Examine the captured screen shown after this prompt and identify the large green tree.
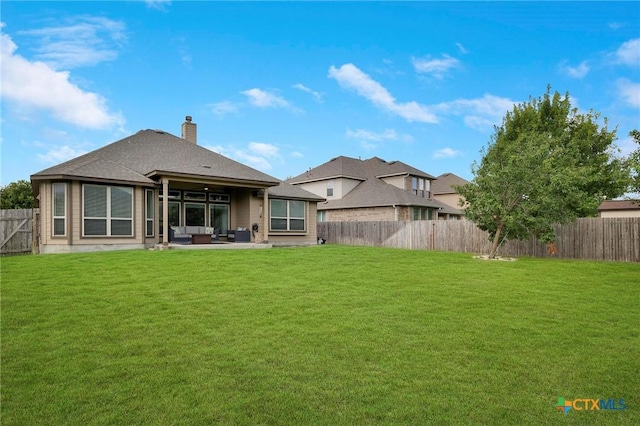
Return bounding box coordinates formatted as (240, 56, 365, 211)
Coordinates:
(0, 180, 35, 209)
(457, 88, 629, 258)
(627, 129, 640, 197)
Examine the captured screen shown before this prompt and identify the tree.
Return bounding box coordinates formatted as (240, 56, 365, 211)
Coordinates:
(627, 129, 640, 197)
(456, 88, 629, 258)
(0, 180, 35, 209)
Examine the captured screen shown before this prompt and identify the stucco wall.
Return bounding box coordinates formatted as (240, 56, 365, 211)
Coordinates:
(298, 178, 360, 201)
(599, 210, 640, 218)
(38, 180, 154, 253)
(267, 198, 318, 245)
(434, 193, 463, 209)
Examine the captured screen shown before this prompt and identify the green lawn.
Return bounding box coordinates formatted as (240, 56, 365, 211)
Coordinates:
(1, 246, 638, 425)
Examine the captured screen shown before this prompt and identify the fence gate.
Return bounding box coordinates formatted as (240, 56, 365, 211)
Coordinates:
(0, 209, 37, 255)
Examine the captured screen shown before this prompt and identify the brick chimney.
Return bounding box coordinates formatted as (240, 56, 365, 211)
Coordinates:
(181, 115, 197, 144)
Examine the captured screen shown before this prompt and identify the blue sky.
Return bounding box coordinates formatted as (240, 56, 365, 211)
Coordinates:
(1, 1, 639, 186)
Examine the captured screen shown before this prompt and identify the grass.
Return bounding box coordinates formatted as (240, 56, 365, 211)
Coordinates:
(1, 246, 638, 425)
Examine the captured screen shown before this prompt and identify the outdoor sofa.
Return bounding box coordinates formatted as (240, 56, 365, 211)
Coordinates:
(169, 226, 218, 243)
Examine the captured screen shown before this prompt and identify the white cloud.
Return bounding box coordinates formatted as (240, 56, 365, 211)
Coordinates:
(241, 88, 289, 108)
(346, 128, 413, 150)
(560, 61, 590, 78)
(617, 78, 640, 107)
(328, 63, 437, 123)
(346, 128, 412, 142)
(615, 38, 640, 67)
(36, 145, 87, 164)
(432, 147, 463, 159)
(292, 83, 323, 102)
(456, 43, 468, 54)
(249, 142, 279, 158)
(609, 22, 624, 30)
(0, 31, 124, 129)
(233, 150, 273, 171)
(205, 142, 282, 172)
(290, 151, 303, 158)
(412, 54, 461, 78)
(18, 17, 126, 69)
(210, 101, 240, 117)
(434, 94, 516, 131)
(145, 0, 171, 11)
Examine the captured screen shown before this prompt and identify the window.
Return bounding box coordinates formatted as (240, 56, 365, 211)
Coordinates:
(419, 178, 425, 198)
(145, 189, 154, 237)
(83, 184, 133, 236)
(412, 207, 431, 221)
(327, 180, 334, 197)
(210, 204, 229, 234)
(52, 182, 66, 236)
(184, 203, 205, 226)
(159, 201, 181, 235)
(160, 189, 181, 199)
(317, 210, 327, 222)
(270, 199, 305, 231)
(412, 177, 418, 195)
(183, 191, 206, 201)
(209, 193, 230, 202)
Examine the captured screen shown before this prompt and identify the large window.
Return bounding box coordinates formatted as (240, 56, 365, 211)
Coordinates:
(210, 204, 229, 234)
(83, 185, 133, 236)
(270, 199, 305, 231)
(327, 180, 334, 197)
(159, 201, 181, 235)
(412, 207, 434, 221)
(184, 203, 205, 226)
(145, 189, 154, 237)
(317, 210, 327, 222)
(52, 182, 66, 236)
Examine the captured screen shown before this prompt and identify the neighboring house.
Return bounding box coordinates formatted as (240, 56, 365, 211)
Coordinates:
(31, 117, 324, 253)
(597, 200, 640, 218)
(431, 172, 470, 211)
(287, 156, 463, 222)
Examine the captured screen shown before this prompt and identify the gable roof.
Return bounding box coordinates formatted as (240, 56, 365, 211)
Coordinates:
(597, 200, 640, 211)
(31, 129, 281, 187)
(287, 156, 436, 184)
(269, 181, 325, 201)
(431, 173, 471, 195)
(318, 175, 461, 215)
(288, 155, 461, 214)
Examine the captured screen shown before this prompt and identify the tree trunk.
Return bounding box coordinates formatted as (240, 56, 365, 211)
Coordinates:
(489, 224, 503, 259)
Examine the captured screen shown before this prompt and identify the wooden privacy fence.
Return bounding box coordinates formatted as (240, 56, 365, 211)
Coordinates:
(1, 209, 38, 255)
(318, 218, 640, 262)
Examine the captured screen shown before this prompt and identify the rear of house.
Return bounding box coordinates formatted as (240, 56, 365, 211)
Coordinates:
(31, 117, 323, 253)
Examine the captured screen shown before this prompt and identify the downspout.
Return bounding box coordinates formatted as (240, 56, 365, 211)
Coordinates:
(392, 204, 398, 221)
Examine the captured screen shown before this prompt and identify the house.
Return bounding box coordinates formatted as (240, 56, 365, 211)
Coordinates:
(30, 116, 324, 253)
(286, 156, 463, 222)
(597, 200, 640, 218)
(431, 172, 470, 211)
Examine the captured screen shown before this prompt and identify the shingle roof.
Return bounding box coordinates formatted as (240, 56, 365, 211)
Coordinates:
(287, 156, 436, 184)
(287, 155, 461, 214)
(597, 200, 640, 211)
(31, 129, 281, 186)
(318, 178, 461, 215)
(431, 173, 471, 195)
(269, 181, 326, 201)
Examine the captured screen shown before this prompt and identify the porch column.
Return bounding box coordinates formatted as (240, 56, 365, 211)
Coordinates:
(262, 188, 269, 243)
(162, 178, 169, 247)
